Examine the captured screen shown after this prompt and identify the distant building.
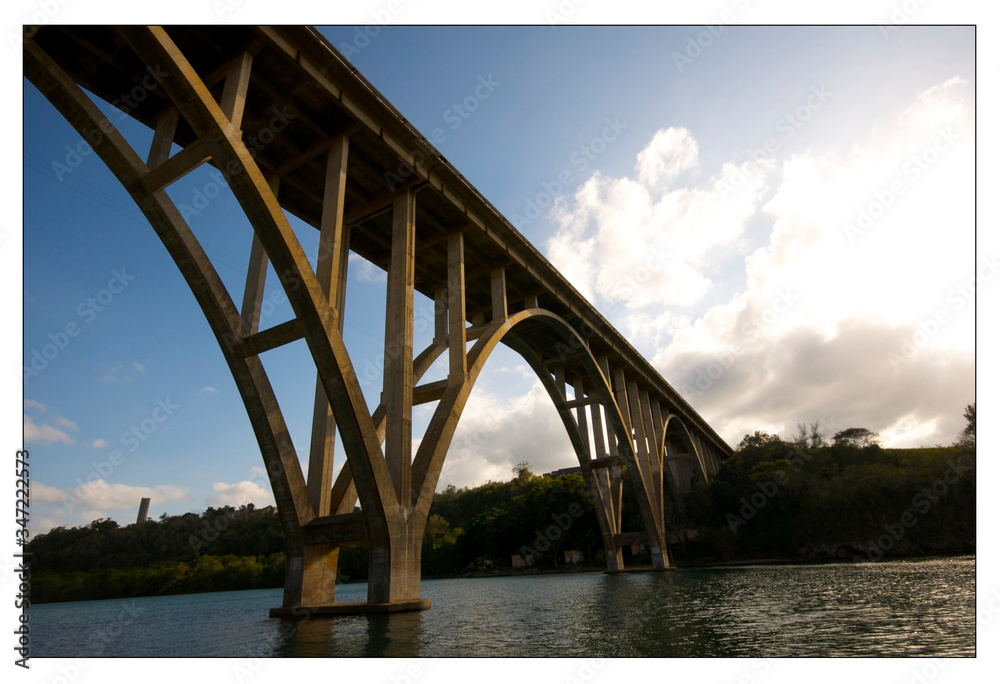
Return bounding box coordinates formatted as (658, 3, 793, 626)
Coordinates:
(136, 497, 151, 525)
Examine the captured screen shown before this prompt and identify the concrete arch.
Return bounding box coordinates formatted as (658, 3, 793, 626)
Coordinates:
(658, 413, 711, 495)
(412, 308, 625, 516)
(408, 307, 668, 573)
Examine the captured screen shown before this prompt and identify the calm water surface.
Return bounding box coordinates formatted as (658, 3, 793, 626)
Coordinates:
(31, 556, 975, 657)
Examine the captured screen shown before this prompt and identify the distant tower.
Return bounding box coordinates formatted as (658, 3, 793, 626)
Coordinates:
(136, 497, 151, 525)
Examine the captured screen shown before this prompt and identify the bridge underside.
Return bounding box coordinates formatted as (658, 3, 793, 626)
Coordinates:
(25, 25, 732, 615)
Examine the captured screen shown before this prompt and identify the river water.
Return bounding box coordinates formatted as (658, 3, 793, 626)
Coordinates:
(31, 555, 975, 657)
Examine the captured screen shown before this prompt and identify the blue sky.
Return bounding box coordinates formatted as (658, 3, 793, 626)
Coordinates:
(19, 24, 977, 532)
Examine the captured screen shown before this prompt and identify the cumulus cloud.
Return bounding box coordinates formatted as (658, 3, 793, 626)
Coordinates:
(208, 480, 274, 507)
(438, 381, 578, 489)
(33, 479, 188, 513)
(548, 126, 771, 308)
(635, 127, 699, 190)
(656, 78, 972, 446)
(349, 253, 387, 283)
(24, 414, 75, 444)
(55, 416, 79, 431)
(545, 77, 974, 449)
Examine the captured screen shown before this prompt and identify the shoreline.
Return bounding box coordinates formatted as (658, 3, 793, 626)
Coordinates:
(30, 550, 975, 603)
(337, 549, 976, 585)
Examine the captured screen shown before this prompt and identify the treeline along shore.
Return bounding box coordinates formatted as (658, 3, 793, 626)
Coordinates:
(28, 426, 975, 604)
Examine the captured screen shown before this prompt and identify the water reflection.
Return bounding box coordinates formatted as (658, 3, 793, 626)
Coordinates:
(32, 556, 976, 657)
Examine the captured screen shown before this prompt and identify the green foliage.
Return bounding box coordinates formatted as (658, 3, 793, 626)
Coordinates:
(679, 427, 976, 563)
(957, 403, 975, 447)
(832, 427, 880, 448)
(31, 412, 977, 603)
(30, 553, 287, 604)
(426, 472, 597, 571)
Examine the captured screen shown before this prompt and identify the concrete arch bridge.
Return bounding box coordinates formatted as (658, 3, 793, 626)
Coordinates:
(24, 25, 732, 616)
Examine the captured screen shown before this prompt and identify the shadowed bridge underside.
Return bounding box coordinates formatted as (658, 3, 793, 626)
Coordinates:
(25, 25, 732, 615)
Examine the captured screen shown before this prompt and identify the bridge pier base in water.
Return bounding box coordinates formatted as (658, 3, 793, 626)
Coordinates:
(269, 599, 431, 619)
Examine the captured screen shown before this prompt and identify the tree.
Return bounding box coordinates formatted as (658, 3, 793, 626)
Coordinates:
(512, 460, 532, 482)
(832, 427, 879, 448)
(956, 403, 975, 447)
(737, 431, 783, 451)
(792, 422, 826, 450)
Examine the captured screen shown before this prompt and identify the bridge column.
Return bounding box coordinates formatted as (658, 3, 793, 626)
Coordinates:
(295, 139, 352, 606)
(368, 188, 422, 605)
(589, 396, 624, 572)
(596, 357, 624, 557)
(625, 378, 669, 570)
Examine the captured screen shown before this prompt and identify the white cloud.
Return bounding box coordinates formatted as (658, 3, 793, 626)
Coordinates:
(34, 479, 188, 513)
(55, 416, 79, 431)
(548, 126, 771, 309)
(24, 414, 75, 444)
(133, 362, 146, 373)
(200, 386, 218, 394)
(635, 126, 699, 190)
(647, 77, 975, 447)
(439, 381, 577, 489)
(92, 438, 108, 449)
(540, 76, 974, 450)
(349, 253, 387, 283)
(208, 480, 274, 507)
(24, 399, 46, 412)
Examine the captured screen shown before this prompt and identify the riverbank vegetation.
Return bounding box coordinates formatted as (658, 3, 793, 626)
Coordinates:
(29, 409, 975, 603)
